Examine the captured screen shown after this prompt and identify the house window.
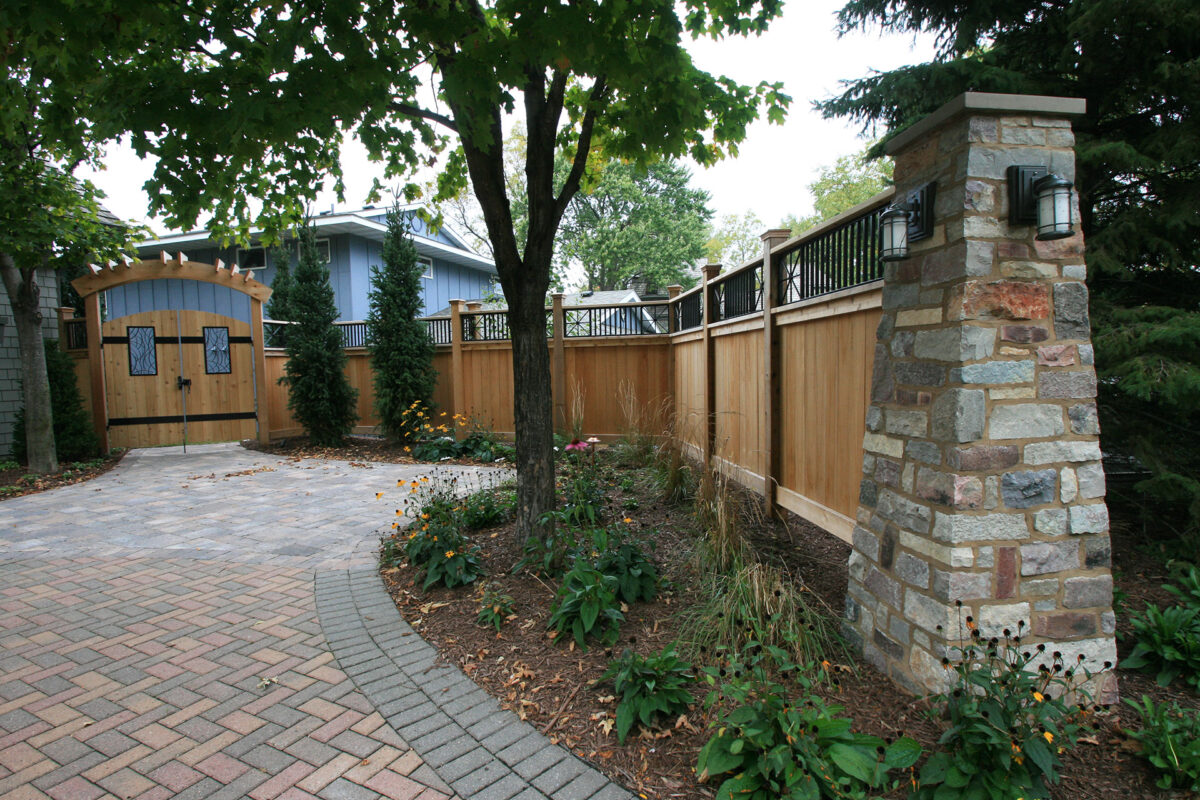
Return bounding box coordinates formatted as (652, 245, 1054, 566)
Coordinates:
(128, 326, 157, 376)
(204, 327, 231, 374)
(236, 246, 266, 270)
(309, 238, 332, 264)
(418, 256, 433, 279)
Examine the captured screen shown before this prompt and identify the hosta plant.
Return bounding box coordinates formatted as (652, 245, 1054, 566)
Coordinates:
(601, 646, 693, 743)
(547, 564, 624, 649)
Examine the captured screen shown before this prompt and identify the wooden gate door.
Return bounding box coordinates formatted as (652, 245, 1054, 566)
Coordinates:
(102, 310, 258, 448)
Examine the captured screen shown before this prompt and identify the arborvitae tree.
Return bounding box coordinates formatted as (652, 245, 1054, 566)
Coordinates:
(13, 340, 100, 465)
(366, 206, 436, 442)
(282, 225, 357, 446)
(265, 242, 295, 347)
(819, 0, 1200, 546)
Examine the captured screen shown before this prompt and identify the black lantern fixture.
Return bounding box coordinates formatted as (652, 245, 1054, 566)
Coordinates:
(880, 181, 937, 261)
(1007, 165, 1075, 241)
(880, 205, 910, 261)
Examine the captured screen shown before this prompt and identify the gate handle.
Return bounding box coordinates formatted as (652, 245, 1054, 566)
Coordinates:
(177, 376, 192, 390)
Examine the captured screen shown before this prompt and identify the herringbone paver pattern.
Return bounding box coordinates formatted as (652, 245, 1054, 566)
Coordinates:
(0, 557, 451, 800)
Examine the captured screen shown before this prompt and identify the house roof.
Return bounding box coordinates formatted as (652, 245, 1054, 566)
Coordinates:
(425, 289, 640, 318)
(133, 207, 497, 274)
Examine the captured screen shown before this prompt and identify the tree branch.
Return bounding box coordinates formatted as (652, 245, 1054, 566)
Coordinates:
(388, 100, 459, 132)
(552, 77, 607, 224)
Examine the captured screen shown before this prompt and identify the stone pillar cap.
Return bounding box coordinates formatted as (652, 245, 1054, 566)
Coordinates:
(886, 92, 1086, 156)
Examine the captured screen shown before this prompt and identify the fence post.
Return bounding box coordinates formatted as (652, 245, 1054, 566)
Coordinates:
(666, 285, 682, 334)
(701, 263, 722, 468)
(760, 228, 792, 515)
(56, 307, 74, 350)
(449, 299, 465, 440)
(666, 286, 682, 428)
(83, 291, 108, 452)
(250, 297, 271, 444)
(552, 292, 566, 433)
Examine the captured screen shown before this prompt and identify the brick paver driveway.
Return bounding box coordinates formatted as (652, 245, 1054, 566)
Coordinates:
(0, 444, 632, 800)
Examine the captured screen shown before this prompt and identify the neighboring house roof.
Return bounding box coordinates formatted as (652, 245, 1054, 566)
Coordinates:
(133, 206, 496, 274)
(426, 288, 665, 335)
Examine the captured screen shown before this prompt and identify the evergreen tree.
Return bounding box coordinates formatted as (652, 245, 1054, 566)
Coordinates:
(13, 340, 100, 465)
(366, 206, 437, 441)
(819, 0, 1200, 544)
(265, 242, 295, 347)
(282, 225, 358, 446)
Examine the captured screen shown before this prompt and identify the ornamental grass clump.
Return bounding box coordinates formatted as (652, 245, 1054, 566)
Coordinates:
(915, 615, 1102, 800)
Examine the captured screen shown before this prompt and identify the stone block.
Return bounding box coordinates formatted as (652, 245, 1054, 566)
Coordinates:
(948, 444, 1019, 472)
(894, 388, 933, 406)
(881, 525, 899, 569)
(875, 458, 901, 487)
(1070, 503, 1109, 534)
(909, 645, 956, 694)
(1064, 575, 1112, 609)
(916, 467, 982, 509)
(977, 603, 1031, 637)
(932, 569, 991, 601)
(889, 615, 912, 645)
(895, 553, 930, 589)
(967, 116, 999, 143)
(859, 479, 878, 508)
(900, 530, 973, 567)
(891, 331, 915, 357)
(1037, 344, 1077, 367)
(863, 433, 904, 459)
(853, 525, 880, 563)
(1077, 343, 1094, 365)
(1001, 125, 1048, 146)
(996, 547, 1017, 598)
(931, 389, 986, 443)
(1023, 578, 1059, 597)
(906, 440, 941, 465)
(866, 567, 902, 609)
(961, 216, 1006, 239)
(957, 360, 1036, 385)
(1068, 403, 1100, 435)
(1001, 259, 1058, 280)
(895, 307, 943, 327)
(848, 551, 869, 583)
(877, 313, 895, 341)
(1034, 508, 1068, 535)
(877, 489, 933, 534)
(1076, 462, 1106, 499)
(1039, 371, 1097, 399)
(883, 282, 921, 309)
(989, 386, 1037, 400)
(1020, 540, 1080, 575)
(886, 409, 928, 437)
(1061, 467, 1078, 503)
(1032, 612, 1097, 638)
(870, 345, 894, 402)
(1024, 440, 1102, 464)
(989, 404, 1064, 439)
(1000, 469, 1058, 509)
(931, 512, 1029, 543)
(984, 476, 998, 509)
(872, 629, 905, 660)
(894, 362, 946, 387)
(905, 590, 961, 636)
(913, 326, 995, 362)
(950, 280, 1050, 321)
(1063, 263, 1087, 280)
(1054, 282, 1090, 340)
(1000, 324, 1049, 343)
(865, 405, 883, 432)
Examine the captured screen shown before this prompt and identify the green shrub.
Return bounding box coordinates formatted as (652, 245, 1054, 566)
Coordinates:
(366, 206, 437, 442)
(594, 533, 658, 604)
(559, 466, 607, 528)
(915, 620, 1098, 800)
(1165, 562, 1200, 609)
(460, 490, 509, 529)
(1124, 695, 1200, 792)
(476, 584, 515, 631)
(282, 225, 358, 446)
(601, 646, 693, 743)
(13, 340, 100, 465)
(1120, 604, 1200, 689)
(547, 564, 624, 649)
(421, 545, 482, 589)
(697, 646, 920, 799)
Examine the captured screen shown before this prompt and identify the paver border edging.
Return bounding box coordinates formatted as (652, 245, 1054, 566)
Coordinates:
(314, 567, 635, 800)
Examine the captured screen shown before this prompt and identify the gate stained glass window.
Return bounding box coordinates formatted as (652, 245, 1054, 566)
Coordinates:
(127, 326, 157, 376)
(204, 327, 231, 374)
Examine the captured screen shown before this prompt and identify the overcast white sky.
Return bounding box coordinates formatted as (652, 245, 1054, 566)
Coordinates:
(81, 0, 936, 240)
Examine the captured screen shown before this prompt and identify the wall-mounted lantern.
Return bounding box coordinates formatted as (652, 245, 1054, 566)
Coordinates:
(880, 182, 937, 261)
(1007, 166, 1075, 241)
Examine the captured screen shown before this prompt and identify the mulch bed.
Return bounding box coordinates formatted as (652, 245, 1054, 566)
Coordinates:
(296, 442, 1191, 800)
(0, 449, 126, 501)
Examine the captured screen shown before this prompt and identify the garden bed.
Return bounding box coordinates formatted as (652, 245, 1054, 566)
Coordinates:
(0, 449, 125, 501)
(359, 445, 1196, 799)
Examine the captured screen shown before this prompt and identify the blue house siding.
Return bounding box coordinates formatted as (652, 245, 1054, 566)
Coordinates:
(421, 260, 494, 316)
(105, 279, 252, 324)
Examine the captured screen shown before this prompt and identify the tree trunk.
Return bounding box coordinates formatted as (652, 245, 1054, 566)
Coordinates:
(507, 274, 555, 542)
(0, 254, 58, 473)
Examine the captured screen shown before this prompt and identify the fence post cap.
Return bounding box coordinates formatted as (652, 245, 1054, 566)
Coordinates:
(760, 228, 792, 243)
(666, 285, 682, 298)
(702, 263, 723, 280)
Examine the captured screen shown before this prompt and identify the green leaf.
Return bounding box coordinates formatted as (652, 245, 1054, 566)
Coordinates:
(826, 743, 876, 784)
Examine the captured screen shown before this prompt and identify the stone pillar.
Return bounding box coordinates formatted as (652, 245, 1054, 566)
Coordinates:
(847, 93, 1116, 699)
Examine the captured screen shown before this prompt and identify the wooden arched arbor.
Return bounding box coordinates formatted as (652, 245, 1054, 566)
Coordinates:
(71, 252, 274, 449)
